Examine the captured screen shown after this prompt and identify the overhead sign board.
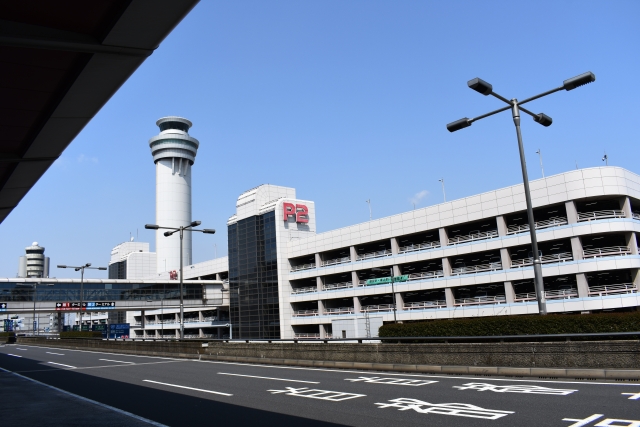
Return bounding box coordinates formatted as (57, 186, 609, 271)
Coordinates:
(56, 302, 116, 311)
(0, 303, 7, 312)
(365, 275, 409, 286)
(3, 319, 14, 331)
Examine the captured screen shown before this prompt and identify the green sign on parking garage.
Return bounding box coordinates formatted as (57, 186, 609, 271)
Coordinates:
(365, 275, 408, 285)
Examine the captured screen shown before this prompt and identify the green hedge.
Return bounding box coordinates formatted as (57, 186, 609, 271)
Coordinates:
(379, 312, 640, 337)
(59, 331, 103, 339)
(0, 332, 16, 338)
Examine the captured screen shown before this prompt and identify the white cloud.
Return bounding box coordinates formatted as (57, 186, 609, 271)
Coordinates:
(77, 154, 98, 163)
(409, 190, 429, 206)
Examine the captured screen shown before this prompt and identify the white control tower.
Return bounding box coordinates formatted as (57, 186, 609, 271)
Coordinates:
(149, 116, 199, 274)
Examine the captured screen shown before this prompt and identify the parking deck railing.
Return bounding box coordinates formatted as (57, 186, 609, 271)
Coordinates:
(577, 209, 625, 222)
(510, 252, 573, 268)
(506, 217, 568, 235)
(356, 249, 393, 261)
(404, 300, 447, 310)
(324, 307, 355, 315)
(448, 230, 498, 245)
(292, 309, 319, 317)
(588, 283, 637, 297)
(633, 212, 640, 220)
(321, 257, 351, 267)
(451, 262, 502, 276)
(583, 246, 631, 259)
(514, 288, 578, 302)
(291, 263, 316, 272)
(363, 304, 395, 312)
(454, 295, 506, 306)
(292, 286, 318, 294)
(407, 271, 445, 281)
(398, 241, 441, 254)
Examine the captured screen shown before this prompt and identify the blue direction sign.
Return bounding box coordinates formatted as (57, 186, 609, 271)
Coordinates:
(0, 302, 7, 312)
(3, 319, 14, 332)
(108, 323, 130, 339)
(86, 302, 116, 310)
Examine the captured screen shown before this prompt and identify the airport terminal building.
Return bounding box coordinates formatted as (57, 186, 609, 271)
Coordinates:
(183, 166, 640, 340)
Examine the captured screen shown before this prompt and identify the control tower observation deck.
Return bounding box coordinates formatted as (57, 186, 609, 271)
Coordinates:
(149, 116, 199, 275)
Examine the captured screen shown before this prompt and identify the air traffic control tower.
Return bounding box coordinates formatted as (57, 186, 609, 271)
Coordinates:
(149, 116, 199, 275)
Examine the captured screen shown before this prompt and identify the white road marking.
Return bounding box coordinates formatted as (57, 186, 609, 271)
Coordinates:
(47, 362, 76, 369)
(218, 372, 319, 384)
(15, 345, 180, 360)
(143, 380, 232, 396)
(563, 414, 604, 426)
(345, 376, 437, 386)
(268, 387, 365, 401)
(622, 392, 640, 400)
(7, 354, 22, 358)
(16, 348, 27, 351)
(454, 383, 577, 395)
(0, 366, 168, 427)
(99, 359, 135, 364)
(46, 352, 64, 356)
(376, 398, 514, 420)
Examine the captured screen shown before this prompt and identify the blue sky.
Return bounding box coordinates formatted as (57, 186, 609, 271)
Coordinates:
(1, 1, 638, 278)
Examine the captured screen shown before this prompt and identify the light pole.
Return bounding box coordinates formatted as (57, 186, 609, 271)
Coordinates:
(536, 149, 545, 178)
(446, 71, 596, 315)
(366, 199, 372, 221)
(145, 221, 215, 339)
(438, 178, 446, 202)
(58, 263, 107, 327)
(372, 267, 397, 323)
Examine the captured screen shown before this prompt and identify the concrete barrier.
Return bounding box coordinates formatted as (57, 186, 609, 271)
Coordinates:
(16, 337, 640, 380)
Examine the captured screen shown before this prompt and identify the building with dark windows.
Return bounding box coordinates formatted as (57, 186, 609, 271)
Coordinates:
(183, 167, 640, 340)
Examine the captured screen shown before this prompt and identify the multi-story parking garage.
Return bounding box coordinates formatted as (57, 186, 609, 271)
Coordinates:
(184, 166, 640, 340)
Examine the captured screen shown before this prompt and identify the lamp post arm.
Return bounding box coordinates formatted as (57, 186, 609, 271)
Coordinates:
(517, 86, 564, 106)
(469, 105, 512, 123)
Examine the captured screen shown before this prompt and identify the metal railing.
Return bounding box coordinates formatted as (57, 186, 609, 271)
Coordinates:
(290, 262, 316, 272)
(404, 300, 447, 310)
(323, 281, 366, 291)
(506, 216, 568, 235)
(324, 307, 354, 315)
(356, 249, 393, 261)
(363, 304, 395, 312)
(510, 252, 573, 268)
(451, 262, 502, 276)
(583, 246, 631, 259)
(294, 333, 321, 338)
(514, 288, 578, 302)
(321, 257, 351, 267)
(292, 286, 318, 294)
(448, 230, 498, 245)
(588, 283, 638, 297)
(407, 271, 445, 281)
(577, 209, 625, 222)
(633, 212, 640, 220)
(454, 295, 506, 306)
(398, 241, 441, 254)
(292, 309, 319, 317)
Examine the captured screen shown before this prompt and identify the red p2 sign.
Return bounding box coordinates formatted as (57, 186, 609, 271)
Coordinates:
(283, 203, 309, 223)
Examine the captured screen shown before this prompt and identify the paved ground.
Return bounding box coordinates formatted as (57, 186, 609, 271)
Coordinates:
(1, 343, 639, 427)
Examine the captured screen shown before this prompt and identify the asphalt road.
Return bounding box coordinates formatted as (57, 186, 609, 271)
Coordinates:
(1, 343, 639, 427)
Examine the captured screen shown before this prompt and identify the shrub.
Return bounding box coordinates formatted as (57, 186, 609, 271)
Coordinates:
(379, 311, 640, 337)
(59, 331, 103, 339)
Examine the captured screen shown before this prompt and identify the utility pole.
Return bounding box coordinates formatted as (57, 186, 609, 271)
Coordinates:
(438, 178, 446, 202)
(366, 199, 372, 221)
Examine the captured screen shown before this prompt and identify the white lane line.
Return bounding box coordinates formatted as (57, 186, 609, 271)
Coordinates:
(47, 362, 76, 369)
(143, 380, 232, 396)
(0, 366, 168, 427)
(46, 352, 65, 356)
(16, 348, 27, 351)
(218, 372, 319, 384)
(19, 345, 180, 360)
(99, 359, 135, 364)
(195, 360, 640, 387)
(7, 354, 22, 358)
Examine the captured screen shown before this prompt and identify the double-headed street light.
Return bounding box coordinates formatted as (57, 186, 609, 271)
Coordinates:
(58, 263, 107, 327)
(447, 71, 596, 315)
(145, 221, 216, 339)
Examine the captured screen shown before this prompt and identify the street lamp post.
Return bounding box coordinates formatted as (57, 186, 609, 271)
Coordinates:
(446, 71, 596, 315)
(145, 221, 215, 339)
(372, 267, 397, 323)
(58, 263, 107, 327)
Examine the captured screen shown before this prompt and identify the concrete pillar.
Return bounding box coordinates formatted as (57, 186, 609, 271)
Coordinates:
(318, 299, 325, 315)
(496, 215, 508, 237)
(141, 310, 145, 328)
(215, 273, 221, 281)
(576, 273, 589, 298)
(391, 237, 399, 255)
(504, 281, 515, 303)
(570, 237, 584, 260)
(393, 264, 402, 276)
(395, 292, 404, 311)
(315, 253, 322, 267)
(445, 288, 455, 308)
(316, 276, 324, 292)
(350, 246, 358, 262)
(565, 200, 579, 224)
(353, 296, 361, 313)
(442, 257, 452, 277)
(199, 310, 203, 321)
(199, 328, 203, 338)
(632, 269, 640, 291)
(319, 324, 326, 339)
(351, 271, 360, 286)
(625, 232, 638, 255)
(620, 196, 633, 218)
(500, 248, 511, 269)
(439, 227, 449, 246)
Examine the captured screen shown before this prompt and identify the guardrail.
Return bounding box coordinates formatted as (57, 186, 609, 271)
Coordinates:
(510, 252, 573, 268)
(506, 217, 568, 235)
(577, 209, 625, 222)
(321, 257, 351, 267)
(292, 286, 318, 294)
(514, 288, 578, 302)
(583, 246, 631, 258)
(404, 300, 447, 310)
(356, 250, 393, 261)
(588, 283, 637, 297)
(291, 263, 316, 272)
(448, 230, 498, 245)
(451, 262, 502, 276)
(454, 295, 506, 306)
(398, 241, 441, 254)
